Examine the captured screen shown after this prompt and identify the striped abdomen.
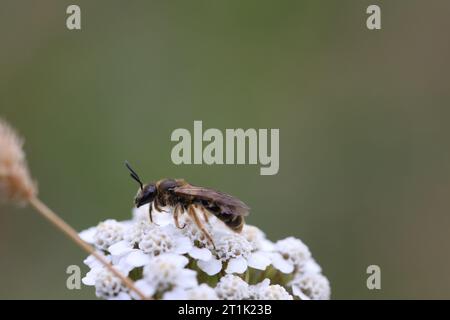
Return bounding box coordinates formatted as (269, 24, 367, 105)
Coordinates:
(213, 211, 245, 233)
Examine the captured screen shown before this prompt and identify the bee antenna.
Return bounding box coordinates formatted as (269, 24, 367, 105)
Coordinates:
(125, 161, 143, 191)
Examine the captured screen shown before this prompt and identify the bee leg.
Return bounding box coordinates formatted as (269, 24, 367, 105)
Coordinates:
(149, 202, 154, 222)
(149, 202, 160, 226)
(188, 205, 215, 248)
(154, 198, 170, 214)
(153, 198, 161, 212)
(199, 206, 210, 223)
(173, 204, 186, 229)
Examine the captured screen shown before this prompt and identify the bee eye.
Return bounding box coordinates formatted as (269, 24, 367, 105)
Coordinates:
(144, 186, 155, 198)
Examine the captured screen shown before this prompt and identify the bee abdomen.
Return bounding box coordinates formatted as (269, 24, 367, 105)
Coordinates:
(215, 212, 244, 233)
(198, 201, 244, 233)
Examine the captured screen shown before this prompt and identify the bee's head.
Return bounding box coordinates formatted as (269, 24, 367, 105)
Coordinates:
(134, 183, 156, 208)
(125, 161, 156, 208)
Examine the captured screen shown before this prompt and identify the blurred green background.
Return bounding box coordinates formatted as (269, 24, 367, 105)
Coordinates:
(1, 0, 449, 299)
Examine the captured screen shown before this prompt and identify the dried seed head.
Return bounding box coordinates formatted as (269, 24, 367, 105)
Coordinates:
(0, 119, 37, 204)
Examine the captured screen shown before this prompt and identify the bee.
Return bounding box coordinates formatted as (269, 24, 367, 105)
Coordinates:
(125, 161, 250, 246)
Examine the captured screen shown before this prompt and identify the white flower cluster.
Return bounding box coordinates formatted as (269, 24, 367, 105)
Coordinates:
(79, 204, 330, 300)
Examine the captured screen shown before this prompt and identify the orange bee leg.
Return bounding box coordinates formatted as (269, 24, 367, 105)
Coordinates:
(188, 205, 215, 248)
(173, 204, 186, 229)
(199, 206, 210, 223)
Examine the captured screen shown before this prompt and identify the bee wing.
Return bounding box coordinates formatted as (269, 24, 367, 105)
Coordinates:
(173, 185, 250, 216)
